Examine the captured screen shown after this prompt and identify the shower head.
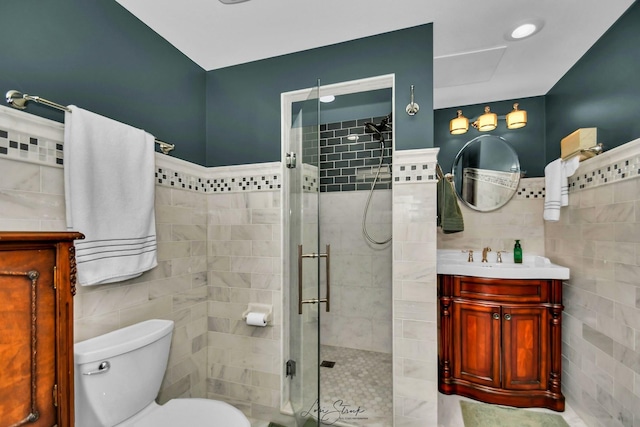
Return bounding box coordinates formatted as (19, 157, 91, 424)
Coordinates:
(365, 122, 381, 134)
(380, 113, 392, 130)
(364, 122, 385, 145)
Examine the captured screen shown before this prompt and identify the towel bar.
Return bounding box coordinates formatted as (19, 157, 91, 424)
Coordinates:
(5, 90, 175, 155)
(561, 143, 603, 162)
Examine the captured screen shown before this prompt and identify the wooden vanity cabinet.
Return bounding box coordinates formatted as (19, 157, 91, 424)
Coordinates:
(0, 232, 83, 427)
(438, 274, 565, 411)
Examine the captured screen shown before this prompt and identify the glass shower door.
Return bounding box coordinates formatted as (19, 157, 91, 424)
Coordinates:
(288, 80, 323, 426)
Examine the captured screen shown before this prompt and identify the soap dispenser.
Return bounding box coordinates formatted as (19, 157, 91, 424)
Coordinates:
(514, 240, 523, 264)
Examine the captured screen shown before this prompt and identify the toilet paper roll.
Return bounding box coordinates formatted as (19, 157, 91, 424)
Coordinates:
(246, 312, 267, 327)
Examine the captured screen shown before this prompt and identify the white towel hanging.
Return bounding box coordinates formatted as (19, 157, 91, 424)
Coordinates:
(543, 156, 580, 221)
(64, 106, 158, 285)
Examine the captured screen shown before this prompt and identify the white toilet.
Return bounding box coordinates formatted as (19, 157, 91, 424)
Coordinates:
(74, 319, 251, 427)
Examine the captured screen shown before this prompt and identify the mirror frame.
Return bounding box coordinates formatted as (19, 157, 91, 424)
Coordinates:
(451, 134, 520, 212)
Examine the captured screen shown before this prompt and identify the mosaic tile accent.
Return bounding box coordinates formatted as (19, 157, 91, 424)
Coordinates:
(154, 167, 281, 193)
(207, 173, 281, 193)
(393, 162, 438, 183)
(0, 108, 281, 195)
(302, 163, 318, 193)
(0, 126, 64, 166)
(317, 117, 393, 192)
(155, 166, 208, 191)
(514, 177, 545, 199)
(569, 152, 640, 191)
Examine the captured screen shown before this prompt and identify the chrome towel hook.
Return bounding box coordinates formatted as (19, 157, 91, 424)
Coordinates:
(406, 85, 419, 116)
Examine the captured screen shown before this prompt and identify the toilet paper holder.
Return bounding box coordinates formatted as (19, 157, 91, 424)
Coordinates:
(241, 303, 272, 324)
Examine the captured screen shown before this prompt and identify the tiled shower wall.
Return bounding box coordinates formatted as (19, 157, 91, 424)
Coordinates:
(311, 117, 392, 193)
(545, 138, 640, 427)
(319, 190, 392, 353)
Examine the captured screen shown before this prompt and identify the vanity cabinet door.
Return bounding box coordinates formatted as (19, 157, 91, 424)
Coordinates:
(0, 248, 57, 427)
(0, 232, 82, 427)
(453, 300, 501, 389)
(438, 274, 564, 411)
(502, 306, 549, 391)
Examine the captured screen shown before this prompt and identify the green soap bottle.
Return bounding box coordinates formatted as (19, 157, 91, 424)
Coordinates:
(514, 240, 523, 264)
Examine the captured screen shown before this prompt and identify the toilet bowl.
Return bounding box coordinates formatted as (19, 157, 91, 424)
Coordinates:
(74, 319, 250, 427)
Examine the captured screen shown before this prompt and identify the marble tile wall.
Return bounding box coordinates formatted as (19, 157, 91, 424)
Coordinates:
(545, 138, 640, 427)
(392, 148, 439, 426)
(319, 190, 392, 353)
(0, 106, 212, 404)
(206, 187, 284, 422)
(437, 177, 546, 257)
(0, 154, 210, 403)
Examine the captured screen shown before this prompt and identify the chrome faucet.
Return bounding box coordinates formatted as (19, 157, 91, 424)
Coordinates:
(482, 247, 492, 263)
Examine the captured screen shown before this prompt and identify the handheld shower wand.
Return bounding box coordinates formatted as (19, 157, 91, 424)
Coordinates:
(362, 114, 392, 245)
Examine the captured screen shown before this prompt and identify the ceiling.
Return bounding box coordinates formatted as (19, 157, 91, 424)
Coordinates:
(116, 0, 634, 109)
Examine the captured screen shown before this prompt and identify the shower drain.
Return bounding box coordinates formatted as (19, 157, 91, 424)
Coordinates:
(320, 360, 336, 368)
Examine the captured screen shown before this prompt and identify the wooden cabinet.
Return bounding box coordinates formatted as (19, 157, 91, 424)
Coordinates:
(438, 274, 564, 411)
(0, 232, 83, 427)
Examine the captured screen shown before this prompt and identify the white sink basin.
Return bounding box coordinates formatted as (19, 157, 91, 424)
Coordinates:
(437, 249, 570, 280)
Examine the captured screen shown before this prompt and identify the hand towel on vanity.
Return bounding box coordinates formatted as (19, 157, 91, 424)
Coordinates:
(437, 176, 464, 233)
(64, 106, 157, 286)
(543, 156, 580, 221)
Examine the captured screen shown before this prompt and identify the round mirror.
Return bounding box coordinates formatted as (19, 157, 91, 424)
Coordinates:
(451, 134, 520, 212)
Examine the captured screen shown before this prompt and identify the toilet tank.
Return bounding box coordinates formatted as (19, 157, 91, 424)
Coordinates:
(74, 319, 174, 427)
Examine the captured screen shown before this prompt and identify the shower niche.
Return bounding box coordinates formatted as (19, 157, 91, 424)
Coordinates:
(282, 75, 394, 426)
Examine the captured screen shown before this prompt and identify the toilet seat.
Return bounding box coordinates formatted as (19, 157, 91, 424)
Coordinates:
(117, 398, 251, 427)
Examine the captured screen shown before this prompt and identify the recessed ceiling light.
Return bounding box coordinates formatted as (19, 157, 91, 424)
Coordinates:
(319, 95, 335, 103)
(505, 19, 544, 41)
(512, 23, 536, 39)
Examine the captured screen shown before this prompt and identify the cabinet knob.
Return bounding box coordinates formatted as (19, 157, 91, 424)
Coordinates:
(492, 313, 500, 320)
(504, 313, 512, 321)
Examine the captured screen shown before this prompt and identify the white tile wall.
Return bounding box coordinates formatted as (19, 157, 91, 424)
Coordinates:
(545, 138, 640, 427)
(393, 148, 439, 426)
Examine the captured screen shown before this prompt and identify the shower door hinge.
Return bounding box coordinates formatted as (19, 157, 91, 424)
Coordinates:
(286, 359, 296, 378)
(285, 152, 297, 169)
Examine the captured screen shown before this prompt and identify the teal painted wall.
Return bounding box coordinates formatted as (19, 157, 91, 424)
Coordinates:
(436, 1, 640, 178)
(545, 1, 640, 162)
(205, 25, 433, 167)
(0, 1, 206, 164)
(435, 96, 546, 177)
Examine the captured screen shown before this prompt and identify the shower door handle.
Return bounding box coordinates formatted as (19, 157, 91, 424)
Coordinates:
(298, 244, 331, 314)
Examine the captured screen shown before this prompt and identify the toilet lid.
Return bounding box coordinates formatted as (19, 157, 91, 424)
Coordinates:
(122, 398, 251, 427)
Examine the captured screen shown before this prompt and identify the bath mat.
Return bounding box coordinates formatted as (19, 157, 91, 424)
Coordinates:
(460, 400, 569, 427)
(267, 421, 316, 427)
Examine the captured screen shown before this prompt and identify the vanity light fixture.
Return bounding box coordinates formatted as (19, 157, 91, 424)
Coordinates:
(475, 106, 497, 132)
(449, 103, 527, 135)
(506, 103, 527, 129)
(449, 110, 469, 135)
